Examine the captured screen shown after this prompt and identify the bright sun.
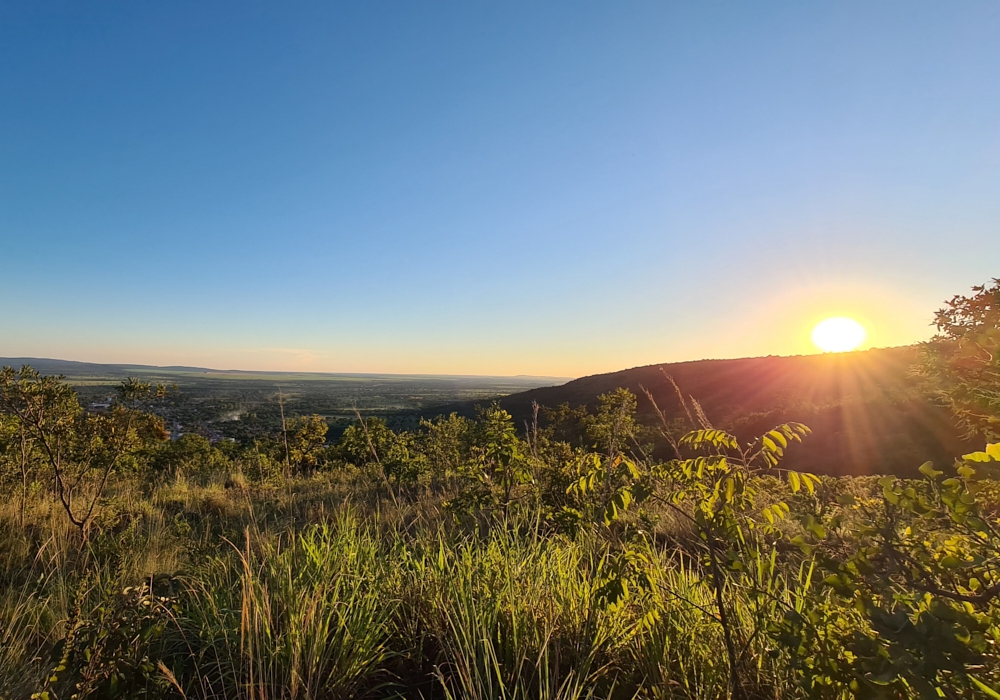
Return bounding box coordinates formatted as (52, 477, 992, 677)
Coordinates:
(811, 317, 867, 353)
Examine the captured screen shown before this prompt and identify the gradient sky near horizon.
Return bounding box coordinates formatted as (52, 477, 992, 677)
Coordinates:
(1, 2, 999, 377)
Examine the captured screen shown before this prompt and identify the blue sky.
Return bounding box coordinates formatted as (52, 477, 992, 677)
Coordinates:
(1, 1, 998, 376)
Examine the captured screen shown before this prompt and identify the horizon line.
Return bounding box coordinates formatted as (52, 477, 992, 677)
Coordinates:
(0, 344, 917, 382)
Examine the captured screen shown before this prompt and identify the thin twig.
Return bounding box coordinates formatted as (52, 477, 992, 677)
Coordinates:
(353, 406, 399, 507)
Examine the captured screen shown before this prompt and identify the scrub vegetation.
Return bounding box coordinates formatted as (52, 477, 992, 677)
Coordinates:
(1, 280, 999, 700)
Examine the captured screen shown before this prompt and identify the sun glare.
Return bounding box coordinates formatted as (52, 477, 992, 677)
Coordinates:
(811, 317, 866, 353)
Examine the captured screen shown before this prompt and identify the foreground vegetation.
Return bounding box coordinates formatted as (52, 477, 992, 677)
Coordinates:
(1, 280, 999, 699)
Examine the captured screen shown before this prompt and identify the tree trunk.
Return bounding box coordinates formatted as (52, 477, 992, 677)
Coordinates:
(18, 428, 29, 528)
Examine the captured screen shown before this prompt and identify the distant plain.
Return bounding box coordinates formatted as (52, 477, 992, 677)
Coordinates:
(0, 357, 568, 440)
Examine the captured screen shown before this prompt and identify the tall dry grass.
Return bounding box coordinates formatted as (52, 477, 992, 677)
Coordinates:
(0, 472, 808, 700)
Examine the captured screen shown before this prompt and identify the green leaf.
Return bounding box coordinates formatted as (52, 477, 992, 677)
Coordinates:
(767, 430, 788, 448)
(971, 677, 1000, 700)
(788, 472, 801, 493)
(918, 462, 943, 479)
(790, 535, 814, 555)
(963, 446, 1000, 463)
(967, 516, 989, 533)
(783, 422, 811, 440)
(680, 429, 738, 451)
(625, 458, 641, 479)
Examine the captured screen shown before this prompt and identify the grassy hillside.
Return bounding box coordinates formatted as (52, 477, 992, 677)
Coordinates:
(491, 346, 979, 477)
(3, 337, 1000, 698)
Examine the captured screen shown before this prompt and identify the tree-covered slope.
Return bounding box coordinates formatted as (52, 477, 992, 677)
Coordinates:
(490, 346, 979, 476)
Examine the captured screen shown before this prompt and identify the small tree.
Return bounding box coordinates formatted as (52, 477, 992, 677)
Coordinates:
(773, 443, 1000, 698)
(583, 388, 639, 459)
(415, 412, 474, 490)
(340, 415, 417, 496)
(476, 403, 533, 513)
(571, 420, 816, 699)
(287, 415, 329, 473)
(444, 404, 533, 516)
(918, 278, 1000, 439)
(0, 410, 39, 527)
(0, 367, 166, 545)
(151, 433, 229, 479)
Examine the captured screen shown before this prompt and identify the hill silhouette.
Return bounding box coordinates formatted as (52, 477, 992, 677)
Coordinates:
(482, 347, 980, 477)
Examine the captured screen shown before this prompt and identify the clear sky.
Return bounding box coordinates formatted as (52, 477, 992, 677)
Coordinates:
(1, 2, 998, 377)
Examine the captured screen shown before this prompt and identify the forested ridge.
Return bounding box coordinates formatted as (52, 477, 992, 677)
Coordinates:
(484, 346, 979, 478)
(1, 280, 999, 700)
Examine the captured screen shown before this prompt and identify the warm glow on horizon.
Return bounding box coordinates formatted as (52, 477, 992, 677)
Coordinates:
(811, 317, 867, 353)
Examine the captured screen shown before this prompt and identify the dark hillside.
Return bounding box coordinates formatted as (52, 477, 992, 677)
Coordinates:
(486, 347, 980, 477)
